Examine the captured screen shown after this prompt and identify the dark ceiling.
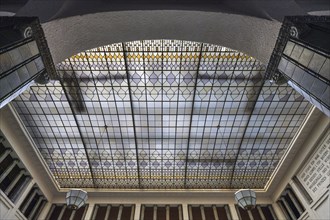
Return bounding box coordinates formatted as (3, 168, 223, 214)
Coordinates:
(3, 0, 328, 22)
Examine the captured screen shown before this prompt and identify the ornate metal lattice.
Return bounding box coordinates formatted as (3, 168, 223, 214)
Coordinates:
(13, 40, 311, 189)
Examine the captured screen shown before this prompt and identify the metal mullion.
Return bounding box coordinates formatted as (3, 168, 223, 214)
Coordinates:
(161, 40, 165, 183)
(18, 109, 307, 116)
(83, 52, 108, 185)
(213, 52, 241, 187)
(122, 42, 141, 188)
(99, 61, 130, 187)
(157, 39, 166, 184)
(249, 84, 286, 186)
(183, 43, 204, 188)
(196, 48, 221, 185)
(229, 76, 265, 187)
(218, 106, 237, 183)
(172, 40, 184, 186)
(18, 133, 295, 140)
(264, 87, 305, 181)
(17, 100, 61, 180)
(156, 39, 166, 184)
(29, 86, 68, 181)
(229, 60, 260, 184)
(236, 63, 277, 185)
(26, 124, 301, 129)
(101, 47, 123, 186)
(140, 40, 153, 185)
(44, 85, 84, 180)
(69, 57, 104, 183)
(60, 60, 96, 187)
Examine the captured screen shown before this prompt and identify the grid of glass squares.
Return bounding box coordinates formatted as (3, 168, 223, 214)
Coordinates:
(13, 40, 311, 189)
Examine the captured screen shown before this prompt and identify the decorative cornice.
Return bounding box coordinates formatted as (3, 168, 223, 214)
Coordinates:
(0, 16, 57, 81)
(265, 15, 330, 82)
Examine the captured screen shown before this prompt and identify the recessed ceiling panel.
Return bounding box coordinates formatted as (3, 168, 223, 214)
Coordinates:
(13, 40, 311, 189)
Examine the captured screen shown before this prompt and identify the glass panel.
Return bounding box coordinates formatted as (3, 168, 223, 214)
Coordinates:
(13, 39, 311, 189)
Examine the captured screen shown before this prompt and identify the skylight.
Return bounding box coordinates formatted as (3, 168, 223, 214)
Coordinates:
(13, 40, 311, 189)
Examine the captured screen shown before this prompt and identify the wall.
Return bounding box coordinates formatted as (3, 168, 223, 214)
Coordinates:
(1, 191, 25, 220)
(0, 133, 47, 220)
(0, 181, 35, 220)
(291, 130, 330, 220)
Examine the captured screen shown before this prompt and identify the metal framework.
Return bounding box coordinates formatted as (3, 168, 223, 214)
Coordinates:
(12, 40, 311, 189)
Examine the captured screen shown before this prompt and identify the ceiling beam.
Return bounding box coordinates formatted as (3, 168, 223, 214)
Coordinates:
(59, 66, 97, 187)
(184, 43, 204, 188)
(122, 42, 141, 188)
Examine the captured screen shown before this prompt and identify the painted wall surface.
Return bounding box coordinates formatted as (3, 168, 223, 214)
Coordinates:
(290, 131, 330, 220)
(297, 131, 329, 201)
(314, 195, 330, 220)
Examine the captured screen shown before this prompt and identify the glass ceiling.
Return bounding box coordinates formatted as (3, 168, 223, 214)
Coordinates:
(13, 40, 311, 189)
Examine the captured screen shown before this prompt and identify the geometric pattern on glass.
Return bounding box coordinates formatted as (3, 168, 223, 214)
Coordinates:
(13, 40, 312, 189)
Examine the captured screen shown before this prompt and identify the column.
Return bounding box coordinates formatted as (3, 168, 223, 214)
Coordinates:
(224, 205, 232, 220)
(15, 179, 34, 208)
(4, 170, 24, 195)
(139, 205, 145, 220)
(33, 200, 46, 219)
(182, 204, 189, 220)
(166, 205, 170, 220)
(178, 205, 183, 220)
(188, 205, 193, 220)
(287, 190, 304, 215)
(212, 205, 219, 220)
(57, 205, 66, 220)
(117, 205, 123, 220)
(69, 209, 76, 220)
(281, 198, 297, 220)
(11, 176, 31, 203)
(247, 210, 254, 220)
(28, 196, 43, 219)
(84, 203, 95, 220)
(0, 149, 11, 163)
(130, 205, 135, 220)
(0, 160, 18, 183)
(200, 205, 206, 220)
(134, 204, 141, 220)
(153, 205, 157, 220)
(90, 205, 98, 220)
(38, 202, 52, 220)
(104, 205, 111, 220)
(228, 204, 239, 220)
(256, 206, 266, 220)
(20, 190, 37, 214)
(268, 204, 278, 220)
(274, 201, 289, 220)
(290, 180, 311, 209)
